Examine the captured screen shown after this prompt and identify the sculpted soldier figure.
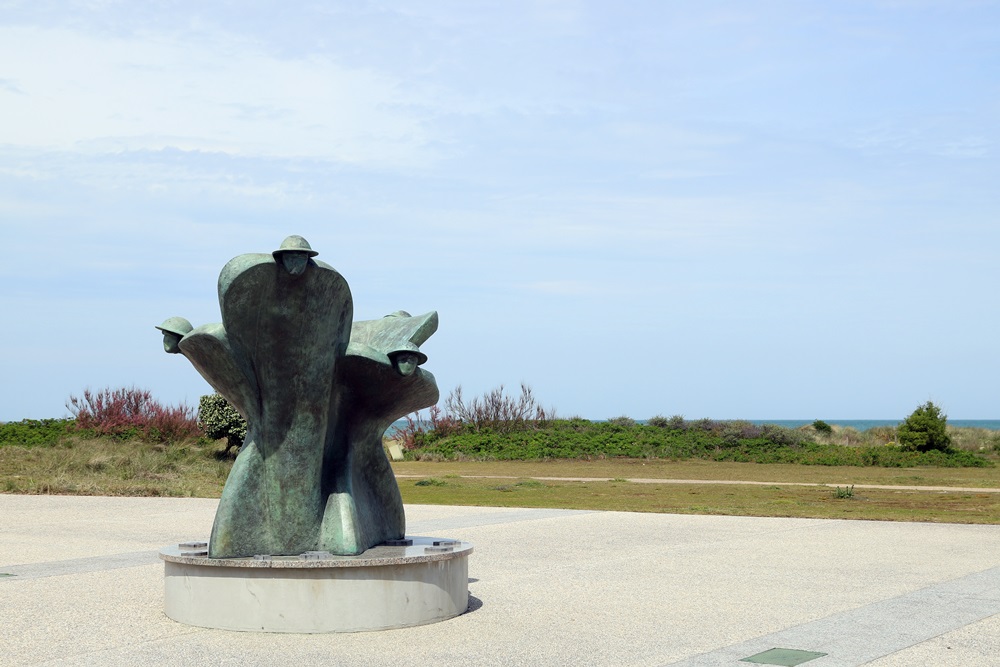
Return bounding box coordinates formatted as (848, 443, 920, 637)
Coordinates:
(158, 236, 438, 557)
(155, 317, 193, 354)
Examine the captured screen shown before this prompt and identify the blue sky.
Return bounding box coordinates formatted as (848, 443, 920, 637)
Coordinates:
(2, 0, 999, 421)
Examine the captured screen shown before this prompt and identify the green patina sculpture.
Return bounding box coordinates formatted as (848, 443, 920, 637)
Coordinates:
(156, 235, 438, 557)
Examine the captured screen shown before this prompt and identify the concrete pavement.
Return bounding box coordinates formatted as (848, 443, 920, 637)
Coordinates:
(3, 494, 1000, 666)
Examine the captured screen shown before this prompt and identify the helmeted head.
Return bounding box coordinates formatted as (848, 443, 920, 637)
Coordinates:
(155, 316, 193, 354)
(272, 235, 318, 277)
(388, 343, 427, 377)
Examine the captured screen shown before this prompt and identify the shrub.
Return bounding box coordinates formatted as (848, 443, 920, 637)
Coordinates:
(898, 401, 952, 453)
(396, 411, 425, 451)
(648, 415, 686, 430)
(0, 418, 74, 447)
(198, 394, 247, 455)
(402, 415, 992, 467)
(414, 478, 446, 487)
(400, 383, 553, 451)
(812, 419, 833, 435)
(397, 404, 464, 451)
(868, 425, 897, 445)
(691, 418, 714, 432)
(67, 387, 199, 442)
(444, 383, 552, 432)
(720, 420, 761, 446)
(840, 427, 863, 446)
(607, 416, 636, 427)
(760, 423, 812, 448)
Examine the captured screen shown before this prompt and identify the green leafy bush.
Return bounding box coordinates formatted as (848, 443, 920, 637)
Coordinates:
(691, 418, 714, 432)
(646, 415, 687, 430)
(0, 418, 74, 447)
(414, 478, 447, 487)
(198, 394, 247, 455)
(898, 401, 952, 453)
(408, 418, 989, 467)
(812, 419, 833, 435)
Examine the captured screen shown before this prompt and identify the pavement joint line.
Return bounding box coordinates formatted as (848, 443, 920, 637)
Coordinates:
(1, 550, 161, 580)
(395, 474, 1000, 493)
(41, 627, 209, 666)
(659, 565, 1000, 667)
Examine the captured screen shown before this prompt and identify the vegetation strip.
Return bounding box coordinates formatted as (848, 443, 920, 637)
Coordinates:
(398, 476, 1000, 524)
(2, 388, 998, 527)
(402, 417, 994, 468)
(394, 474, 1000, 493)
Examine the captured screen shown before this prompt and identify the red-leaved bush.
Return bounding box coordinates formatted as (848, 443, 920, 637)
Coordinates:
(66, 386, 200, 443)
(397, 383, 552, 450)
(397, 404, 463, 451)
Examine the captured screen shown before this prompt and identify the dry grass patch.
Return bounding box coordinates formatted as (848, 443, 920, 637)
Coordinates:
(0, 436, 230, 497)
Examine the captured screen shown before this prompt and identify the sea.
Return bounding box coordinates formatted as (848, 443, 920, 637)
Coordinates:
(388, 419, 1000, 434)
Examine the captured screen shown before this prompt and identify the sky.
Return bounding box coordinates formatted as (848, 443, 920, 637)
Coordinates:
(2, 0, 999, 422)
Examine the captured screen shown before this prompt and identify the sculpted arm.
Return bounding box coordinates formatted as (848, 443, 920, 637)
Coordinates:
(177, 323, 260, 425)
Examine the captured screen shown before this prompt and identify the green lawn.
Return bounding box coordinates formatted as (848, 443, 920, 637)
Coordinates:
(392, 460, 1000, 523)
(392, 458, 1000, 489)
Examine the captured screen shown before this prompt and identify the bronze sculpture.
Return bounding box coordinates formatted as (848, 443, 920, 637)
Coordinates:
(158, 235, 438, 557)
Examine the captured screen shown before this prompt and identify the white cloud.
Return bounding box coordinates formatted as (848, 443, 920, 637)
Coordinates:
(0, 25, 435, 166)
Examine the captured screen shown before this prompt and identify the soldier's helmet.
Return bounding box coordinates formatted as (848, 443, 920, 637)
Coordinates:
(272, 235, 319, 258)
(388, 342, 428, 366)
(155, 316, 194, 337)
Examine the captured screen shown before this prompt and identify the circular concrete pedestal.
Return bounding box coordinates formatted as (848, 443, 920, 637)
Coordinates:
(159, 536, 472, 633)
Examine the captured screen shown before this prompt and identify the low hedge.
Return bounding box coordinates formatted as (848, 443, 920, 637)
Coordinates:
(409, 420, 991, 467)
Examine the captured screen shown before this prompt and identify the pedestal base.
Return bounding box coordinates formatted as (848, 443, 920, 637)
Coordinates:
(159, 536, 473, 633)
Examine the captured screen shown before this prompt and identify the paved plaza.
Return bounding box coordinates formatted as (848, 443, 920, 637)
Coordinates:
(3, 494, 1000, 666)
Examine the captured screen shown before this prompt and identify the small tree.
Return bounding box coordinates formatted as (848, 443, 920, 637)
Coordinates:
(198, 394, 247, 455)
(812, 419, 833, 435)
(897, 401, 951, 453)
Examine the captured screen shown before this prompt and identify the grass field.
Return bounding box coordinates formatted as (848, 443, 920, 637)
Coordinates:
(0, 436, 230, 497)
(398, 475, 1000, 523)
(391, 458, 1000, 488)
(2, 436, 999, 524)
(392, 460, 1000, 524)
